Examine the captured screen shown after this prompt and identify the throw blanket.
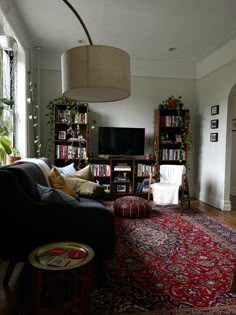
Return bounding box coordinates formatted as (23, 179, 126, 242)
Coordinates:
(151, 164, 185, 205)
(17, 158, 51, 187)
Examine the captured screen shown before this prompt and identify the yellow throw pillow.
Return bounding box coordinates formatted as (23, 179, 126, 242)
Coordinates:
(49, 166, 78, 198)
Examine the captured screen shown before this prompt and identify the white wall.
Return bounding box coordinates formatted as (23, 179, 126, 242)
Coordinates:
(3, 0, 236, 210)
(195, 59, 236, 210)
(39, 69, 197, 194)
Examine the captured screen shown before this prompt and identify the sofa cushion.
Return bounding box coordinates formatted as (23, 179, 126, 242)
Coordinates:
(49, 167, 78, 198)
(73, 164, 96, 182)
(54, 162, 77, 175)
(64, 176, 104, 198)
(36, 184, 80, 208)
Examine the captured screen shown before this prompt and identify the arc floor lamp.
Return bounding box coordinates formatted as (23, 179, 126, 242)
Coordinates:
(61, 0, 130, 102)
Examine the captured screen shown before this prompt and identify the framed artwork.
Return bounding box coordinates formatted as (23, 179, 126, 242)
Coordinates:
(58, 131, 66, 140)
(211, 105, 219, 115)
(210, 119, 219, 129)
(210, 133, 218, 142)
(232, 119, 236, 131)
(116, 185, 127, 192)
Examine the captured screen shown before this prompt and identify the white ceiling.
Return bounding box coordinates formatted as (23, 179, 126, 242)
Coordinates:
(3, 0, 236, 73)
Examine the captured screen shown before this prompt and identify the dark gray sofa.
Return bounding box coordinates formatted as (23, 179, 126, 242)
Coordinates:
(0, 158, 115, 286)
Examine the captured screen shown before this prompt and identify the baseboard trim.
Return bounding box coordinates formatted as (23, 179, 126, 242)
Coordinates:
(194, 191, 231, 211)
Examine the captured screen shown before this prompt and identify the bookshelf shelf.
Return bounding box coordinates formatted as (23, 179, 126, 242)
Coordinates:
(53, 102, 89, 167)
(91, 157, 155, 199)
(154, 108, 190, 168)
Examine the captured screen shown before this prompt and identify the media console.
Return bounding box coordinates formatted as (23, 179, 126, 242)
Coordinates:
(91, 157, 155, 199)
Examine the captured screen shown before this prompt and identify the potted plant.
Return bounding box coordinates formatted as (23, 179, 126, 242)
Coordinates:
(0, 98, 14, 165)
(0, 134, 12, 165)
(145, 138, 153, 160)
(7, 147, 21, 164)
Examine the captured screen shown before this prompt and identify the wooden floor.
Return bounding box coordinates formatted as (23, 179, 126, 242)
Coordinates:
(1, 196, 236, 315)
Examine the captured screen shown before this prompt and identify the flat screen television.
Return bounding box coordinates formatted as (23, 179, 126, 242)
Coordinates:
(98, 127, 145, 156)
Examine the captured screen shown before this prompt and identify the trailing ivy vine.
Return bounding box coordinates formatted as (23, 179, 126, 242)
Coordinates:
(27, 49, 41, 157)
(46, 96, 96, 164)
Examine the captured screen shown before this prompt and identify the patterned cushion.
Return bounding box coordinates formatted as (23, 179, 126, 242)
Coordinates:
(114, 196, 152, 218)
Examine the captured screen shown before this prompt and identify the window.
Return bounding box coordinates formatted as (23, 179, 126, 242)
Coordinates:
(0, 48, 16, 145)
(0, 9, 26, 159)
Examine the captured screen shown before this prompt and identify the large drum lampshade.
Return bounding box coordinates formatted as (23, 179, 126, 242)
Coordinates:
(61, 45, 130, 102)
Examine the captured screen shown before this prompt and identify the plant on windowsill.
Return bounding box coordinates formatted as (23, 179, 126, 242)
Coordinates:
(0, 135, 12, 165)
(7, 147, 21, 164)
(0, 98, 14, 165)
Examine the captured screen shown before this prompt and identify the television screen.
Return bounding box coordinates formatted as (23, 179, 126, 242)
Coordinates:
(98, 127, 145, 156)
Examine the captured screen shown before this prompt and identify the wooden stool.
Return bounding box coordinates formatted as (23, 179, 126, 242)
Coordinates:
(28, 242, 94, 315)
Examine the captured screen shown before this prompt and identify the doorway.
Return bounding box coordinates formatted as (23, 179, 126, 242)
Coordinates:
(228, 89, 236, 210)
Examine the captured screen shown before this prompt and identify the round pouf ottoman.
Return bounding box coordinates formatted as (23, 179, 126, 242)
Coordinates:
(114, 196, 152, 218)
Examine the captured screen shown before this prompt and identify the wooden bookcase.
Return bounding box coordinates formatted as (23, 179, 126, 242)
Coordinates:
(91, 157, 155, 199)
(154, 108, 190, 168)
(53, 102, 88, 168)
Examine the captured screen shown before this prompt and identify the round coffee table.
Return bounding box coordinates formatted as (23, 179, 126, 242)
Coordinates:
(28, 241, 94, 315)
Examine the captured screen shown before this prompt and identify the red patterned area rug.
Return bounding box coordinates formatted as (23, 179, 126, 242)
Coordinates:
(90, 203, 236, 315)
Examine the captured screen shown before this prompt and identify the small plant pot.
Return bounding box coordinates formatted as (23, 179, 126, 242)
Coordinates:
(7, 156, 21, 164)
(168, 99, 177, 109)
(145, 153, 152, 160)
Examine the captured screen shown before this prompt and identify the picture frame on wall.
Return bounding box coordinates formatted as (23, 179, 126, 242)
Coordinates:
(210, 119, 219, 129)
(210, 133, 218, 142)
(211, 105, 219, 115)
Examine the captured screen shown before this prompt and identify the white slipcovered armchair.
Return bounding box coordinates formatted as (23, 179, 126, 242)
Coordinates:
(148, 164, 190, 215)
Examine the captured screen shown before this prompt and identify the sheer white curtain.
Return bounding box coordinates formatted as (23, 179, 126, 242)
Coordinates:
(0, 21, 17, 149)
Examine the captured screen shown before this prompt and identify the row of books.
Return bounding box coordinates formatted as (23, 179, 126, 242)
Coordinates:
(55, 109, 87, 124)
(136, 163, 155, 176)
(91, 164, 111, 176)
(159, 149, 185, 161)
(56, 145, 87, 159)
(136, 178, 150, 193)
(160, 115, 184, 127)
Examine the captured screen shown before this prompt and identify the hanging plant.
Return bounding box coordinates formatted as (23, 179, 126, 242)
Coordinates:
(46, 96, 72, 159)
(45, 96, 89, 162)
(27, 49, 41, 157)
(178, 111, 192, 170)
